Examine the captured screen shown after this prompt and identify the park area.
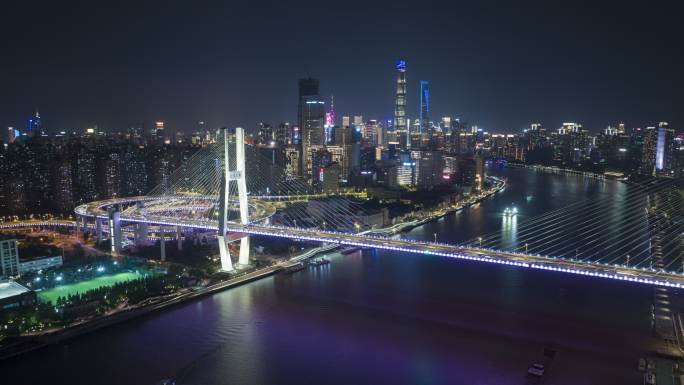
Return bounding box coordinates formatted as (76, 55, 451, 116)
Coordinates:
(37, 271, 146, 304)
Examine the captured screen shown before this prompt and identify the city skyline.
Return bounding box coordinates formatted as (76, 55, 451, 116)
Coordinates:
(3, 2, 683, 133)
(4, 2, 684, 383)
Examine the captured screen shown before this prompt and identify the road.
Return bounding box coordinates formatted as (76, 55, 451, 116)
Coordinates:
(228, 223, 684, 289)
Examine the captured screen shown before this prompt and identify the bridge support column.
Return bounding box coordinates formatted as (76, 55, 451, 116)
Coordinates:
(77, 216, 85, 239)
(239, 236, 250, 266)
(218, 235, 233, 271)
(135, 222, 149, 246)
(96, 218, 102, 244)
(107, 207, 122, 257)
(176, 226, 183, 251)
(134, 202, 149, 246)
(160, 226, 166, 262)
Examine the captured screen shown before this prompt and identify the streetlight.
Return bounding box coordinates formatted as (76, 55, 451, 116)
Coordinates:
(433, 233, 437, 243)
(478, 237, 482, 248)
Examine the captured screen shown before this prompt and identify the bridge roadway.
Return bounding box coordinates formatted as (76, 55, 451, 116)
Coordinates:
(7, 209, 684, 289)
(0, 220, 79, 229)
(225, 223, 684, 289)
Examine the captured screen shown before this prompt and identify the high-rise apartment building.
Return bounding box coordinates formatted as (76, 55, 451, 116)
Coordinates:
(284, 146, 300, 177)
(412, 149, 442, 190)
(74, 147, 99, 204)
(327, 145, 352, 183)
(53, 158, 74, 212)
(275, 122, 292, 146)
(528, 123, 545, 150)
(102, 152, 122, 198)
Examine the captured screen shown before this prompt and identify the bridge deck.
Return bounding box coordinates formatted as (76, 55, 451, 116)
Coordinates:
(18, 194, 681, 289)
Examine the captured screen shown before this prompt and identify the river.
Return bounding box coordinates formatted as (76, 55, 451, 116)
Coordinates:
(2, 166, 660, 384)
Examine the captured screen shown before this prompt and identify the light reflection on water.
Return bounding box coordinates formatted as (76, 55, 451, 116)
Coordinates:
(500, 214, 518, 251)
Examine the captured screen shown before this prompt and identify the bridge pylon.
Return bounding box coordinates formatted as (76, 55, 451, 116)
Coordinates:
(107, 206, 122, 257)
(217, 127, 250, 271)
(235, 126, 250, 266)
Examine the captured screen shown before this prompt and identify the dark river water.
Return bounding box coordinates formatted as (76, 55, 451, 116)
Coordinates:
(2, 167, 660, 385)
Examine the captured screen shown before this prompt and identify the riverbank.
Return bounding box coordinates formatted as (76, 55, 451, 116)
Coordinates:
(373, 176, 506, 236)
(0, 178, 505, 362)
(0, 244, 340, 361)
(505, 162, 610, 180)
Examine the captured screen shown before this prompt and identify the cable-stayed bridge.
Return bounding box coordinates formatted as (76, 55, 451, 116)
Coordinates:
(61, 127, 684, 288)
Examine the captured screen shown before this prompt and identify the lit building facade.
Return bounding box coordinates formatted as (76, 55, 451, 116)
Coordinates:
(656, 122, 675, 174)
(0, 239, 19, 278)
(393, 60, 407, 146)
(419, 80, 430, 136)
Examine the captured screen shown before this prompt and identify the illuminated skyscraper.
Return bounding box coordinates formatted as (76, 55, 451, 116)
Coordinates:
(301, 99, 325, 143)
(298, 77, 325, 180)
(324, 95, 335, 144)
(656, 121, 675, 174)
(6, 127, 16, 143)
(154, 121, 165, 140)
(393, 60, 407, 144)
(419, 81, 430, 135)
(641, 126, 657, 176)
(28, 109, 41, 136)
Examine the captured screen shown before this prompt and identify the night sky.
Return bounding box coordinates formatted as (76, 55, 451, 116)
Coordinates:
(2, 1, 683, 133)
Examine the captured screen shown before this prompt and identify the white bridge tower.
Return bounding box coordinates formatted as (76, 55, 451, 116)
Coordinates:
(217, 127, 250, 271)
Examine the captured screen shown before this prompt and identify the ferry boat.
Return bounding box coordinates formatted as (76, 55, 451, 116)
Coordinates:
(503, 206, 518, 217)
(280, 262, 306, 274)
(341, 247, 362, 255)
(309, 258, 331, 267)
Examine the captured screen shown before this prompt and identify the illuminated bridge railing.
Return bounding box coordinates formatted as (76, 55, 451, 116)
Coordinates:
(223, 224, 684, 289)
(69, 191, 684, 289)
(7, 216, 683, 288)
(0, 220, 78, 229)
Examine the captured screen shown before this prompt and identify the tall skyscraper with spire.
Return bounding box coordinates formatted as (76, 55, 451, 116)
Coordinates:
(393, 60, 407, 147)
(326, 95, 335, 126)
(28, 108, 41, 136)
